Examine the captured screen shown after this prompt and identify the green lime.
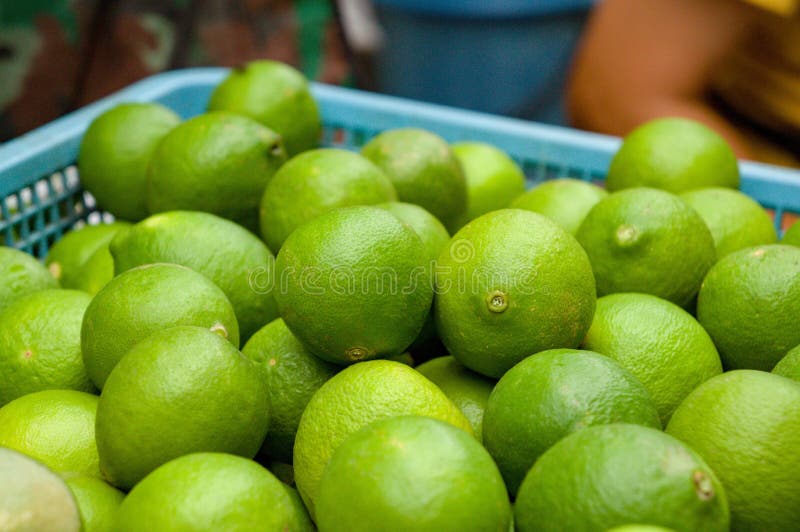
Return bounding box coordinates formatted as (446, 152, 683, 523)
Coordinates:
(78, 103, 180, 221)
(81, 262, 239, 389)
(317, 416, 511, 532)
(666, 370, 800, 531)
(114, 452, 311, 531)
(576, 187, 716, 306)
(376, 201, 450, 262)
(72, 243, 114, 296)
(259, 148, 397, 251)
(0, 289, 94, 405)
(0, 447, 81, 532)
(772, 344, 800, 381)
(0, 389, 99, 477)
(415, 355, 494, 441)
(64, 475, 125, 532)
(45, 222, 129, 288)
(95, 326, 270, 490)
(514, 424, 729, 532)
(293, 360, 471, 517)
(110, 210, 279, 340)
(483, 349, 660, 496)
(450, 141, 526, 229)
(0, 247, 58, 313)
(208, 60, 321, 156)
(680, 187, 777, 258)
(606, 526, 676, 532)
(697, 244, 800, 371)
(510, 178, 608, 234)
(275, 206, 432, 364)
(583, 293, 722, 422)
(435, 209, 596, 378)
(782, 219, 800, 246)
(241, 318, 340, 463)
(361, 128, 467, 229)
(146, 111, 286, 232)
(606, 117, 740, 193)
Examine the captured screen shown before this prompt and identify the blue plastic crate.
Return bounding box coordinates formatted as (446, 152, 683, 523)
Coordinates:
(1, 67, 799, 258)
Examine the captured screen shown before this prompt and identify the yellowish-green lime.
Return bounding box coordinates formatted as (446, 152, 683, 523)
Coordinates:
(0, 389, 99, 477)
(450, 141, 526, 230)
(259, 148, 397, 251)
(146, 111, 286, 232)
(0, 289, 94, 405)
(114, 452, 312, 531)
(666, 370, 800, 531)
(72, 243, 115, 296)
(772, 344, 800, 381)
(576, 187, 716, 307)
(0, 247, 58, 313)
(514, 424, 729, 532)
(293, 360, 471, 518)
(680, 187, 777, 258)
(583, 293, 722, 423)
(64, 475, 125, 532)
(316, 416, 511, 532)
(606, 117, 740, 193)
(95, 326, 270, 490)
(511, 178, 608, 234)
(45, 222, 129, 288)
(78, 103, 180, 221)
(208, 60, 321, 156)
(361, 128, 467, 229)
(696, 244, 800, 371)
(783, 219, 800, 246)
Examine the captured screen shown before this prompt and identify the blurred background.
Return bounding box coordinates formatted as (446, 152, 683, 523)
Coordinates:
(1, 0, 797, 166)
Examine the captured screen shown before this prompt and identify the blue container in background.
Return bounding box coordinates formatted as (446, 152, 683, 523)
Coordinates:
(372, 0, 596, 125)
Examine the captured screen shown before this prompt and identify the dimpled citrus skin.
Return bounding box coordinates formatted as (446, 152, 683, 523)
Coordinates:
(45, 222, 130, 288)
(78, 103, 180, 221)
(576, 188, 716, 306)
(514, 424, 729, 532)
(697, 245, 800, 371)
(259, 148, 397, 252)
(361, 128, 467, 229)
(376, 202, 450, 262)
(80, 263, 239, 389)
(65, 475, 124, 532)
(0, 390, 99, 477)
(95, 326, 270, 490)
(0, 289, 94, 405)
(680, 188, 777, 259)
(415, 355, 495, 441)
(583, 293, 722, 423)
(208, 60, 321, 156)
(606, 117, 740, 193)
(0, 447, 82, 532)
(71, 244, 114, 296)
(772, 344, 800, 381)
(114, 453, 312, 532)
(607, 526, 676, 532)
(0, 247, 58, 313)
(483, 349, 661, 496)
(316, 416, 511, 532)
(435, 209, 596, 379)
(782, 220, 800, 246)
(510, 178, 608, 235)
(293, 360, 472, 518)
(666, 371, 800, 531)
(275, 206, 433, 364)
(146, 111, 286, 232)
(450, 141, 526, 229)
(110, 210, 278, 341)
(241, 318, 340, 463)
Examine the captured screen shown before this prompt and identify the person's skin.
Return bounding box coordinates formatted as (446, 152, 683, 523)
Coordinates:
(568, 0, 761, 159)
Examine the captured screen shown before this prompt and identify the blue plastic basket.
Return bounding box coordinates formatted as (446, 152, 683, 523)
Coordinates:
(1, 67, 799, 258)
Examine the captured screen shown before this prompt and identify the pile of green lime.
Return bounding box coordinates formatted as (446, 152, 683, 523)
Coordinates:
(2, 61, 799, 531)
